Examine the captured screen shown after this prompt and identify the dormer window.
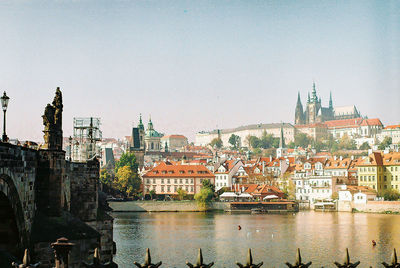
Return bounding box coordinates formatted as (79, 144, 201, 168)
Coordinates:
(179, 170, 184, 174)
(162, 170, 167, 174)
(168, 170, 174, 174)
(188, 170, 194, 174)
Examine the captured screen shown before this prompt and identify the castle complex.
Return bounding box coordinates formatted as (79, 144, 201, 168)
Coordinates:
(295, 82, 361, 125)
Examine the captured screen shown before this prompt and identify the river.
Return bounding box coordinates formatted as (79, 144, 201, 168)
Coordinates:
(112, 211, 400, 267)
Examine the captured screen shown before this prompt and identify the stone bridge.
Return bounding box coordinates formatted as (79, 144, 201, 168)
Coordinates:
(0, 88, 114, 268)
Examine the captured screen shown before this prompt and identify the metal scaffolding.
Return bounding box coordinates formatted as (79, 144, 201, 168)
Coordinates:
(71, 117, 102, 161)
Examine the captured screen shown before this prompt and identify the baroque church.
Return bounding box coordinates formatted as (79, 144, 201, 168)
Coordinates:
(295, 82, 361, 125)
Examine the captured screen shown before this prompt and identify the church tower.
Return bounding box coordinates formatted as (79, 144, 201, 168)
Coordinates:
(295, 92, 305, 124)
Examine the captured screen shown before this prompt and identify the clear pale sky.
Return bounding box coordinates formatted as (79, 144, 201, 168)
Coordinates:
(1, 0, 399, 142)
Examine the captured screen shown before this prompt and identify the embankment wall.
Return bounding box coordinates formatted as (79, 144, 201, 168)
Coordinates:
(338, 201, 400, 213)
(109, 201, 230, 212)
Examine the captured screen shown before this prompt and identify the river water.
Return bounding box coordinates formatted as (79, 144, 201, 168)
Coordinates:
(112, 211, 400, 267)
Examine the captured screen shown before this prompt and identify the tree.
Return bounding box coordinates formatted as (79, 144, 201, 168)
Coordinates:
(115, 166, 141, 196)
(177, 187, 188, 201)
(115, 152, 138, 173)
(359, 142, 371, 150)
(194, 187, 214, 209)
(99, 169, 113, 186)
(149, 189, 156, 200)
(210, 138, 223, 149)
(378, 137, 392, 150)
(287, 141, 295, 149)
(249, 136, 261, 149)
(228, 134, 240, 149)
(201, 179, 215, 193)
(294, 133, 312, 148)
(380, 188, 400, 201)
(337, 134, 357, 150)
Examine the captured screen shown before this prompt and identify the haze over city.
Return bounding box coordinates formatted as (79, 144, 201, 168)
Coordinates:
(1, 0, 399, 142)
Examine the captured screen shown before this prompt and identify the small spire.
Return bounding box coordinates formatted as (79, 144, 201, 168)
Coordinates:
(329, 91, 333, 109)
(312, 82, 317, 102)
(307, 92, 310, 103)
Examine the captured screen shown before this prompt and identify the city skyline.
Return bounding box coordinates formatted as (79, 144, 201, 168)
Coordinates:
(1, 0, 399, 142)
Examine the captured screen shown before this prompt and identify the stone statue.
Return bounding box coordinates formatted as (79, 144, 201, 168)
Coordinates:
(42, 88, 63, 150)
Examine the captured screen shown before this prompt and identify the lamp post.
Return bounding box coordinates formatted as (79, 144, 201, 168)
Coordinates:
(1, 91, 10, 142)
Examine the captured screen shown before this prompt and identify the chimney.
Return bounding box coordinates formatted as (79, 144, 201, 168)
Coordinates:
(340, 156, 343, 161)
(334, 155, 337, 161)
(351, 155, 354, 160)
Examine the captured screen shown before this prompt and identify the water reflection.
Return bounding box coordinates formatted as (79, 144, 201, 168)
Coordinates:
(112, 211, 400, 267)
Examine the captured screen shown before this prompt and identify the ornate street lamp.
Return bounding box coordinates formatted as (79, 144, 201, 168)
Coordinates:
(1, 91, 10, 142)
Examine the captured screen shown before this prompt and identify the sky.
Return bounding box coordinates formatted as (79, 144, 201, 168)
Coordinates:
(0, 0, 399, 142)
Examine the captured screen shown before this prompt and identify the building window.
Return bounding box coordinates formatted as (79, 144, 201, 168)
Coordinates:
(174, 179, 177, 184)
(167, 179, 170, 184)
(191, 186, 194, 192)
(161, 186, 165, 192)
(161, 179, 164, 184)
(180, 179, 183, 184)
(167, 186, 171, 192)
(146, 179, 150, 184)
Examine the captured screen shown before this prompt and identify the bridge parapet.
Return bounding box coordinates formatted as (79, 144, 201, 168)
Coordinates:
(0, 142, 37, 251)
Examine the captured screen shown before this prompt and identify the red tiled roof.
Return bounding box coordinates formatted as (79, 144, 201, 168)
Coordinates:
(143, 162, 214, 178)
(385, 125, 400, 130)
(324, 118, 363, 128)
(360, 118, 383, 126)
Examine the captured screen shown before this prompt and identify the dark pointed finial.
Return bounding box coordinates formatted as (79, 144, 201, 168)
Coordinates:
(236, 248, 263, 268)
(334, 248, 360, 268)
(134, 248, 162, 268)
(285, 248, 312, 268)
(186, 248, 214, 268)
(382, 248, 400, 267)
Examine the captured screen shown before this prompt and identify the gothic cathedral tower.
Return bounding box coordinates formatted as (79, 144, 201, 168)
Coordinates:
(295, 92, 305, 124)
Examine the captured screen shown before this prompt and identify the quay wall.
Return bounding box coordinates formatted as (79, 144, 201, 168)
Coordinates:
(109, 201, 230, 212)
(338, 201, 400, 213)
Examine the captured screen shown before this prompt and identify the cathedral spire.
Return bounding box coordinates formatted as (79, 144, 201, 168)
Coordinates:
(329, 91, 333, 109)
(307, 92, 310, 103)
(279, 124, 285, 148)
(297, 91, 301, 105)
(312, 82, 317, 102)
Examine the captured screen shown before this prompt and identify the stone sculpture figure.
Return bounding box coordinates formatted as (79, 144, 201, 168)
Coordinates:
(42, 87, 63, 150)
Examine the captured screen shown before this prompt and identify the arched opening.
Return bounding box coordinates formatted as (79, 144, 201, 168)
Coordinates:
(0, 192, 20, 256)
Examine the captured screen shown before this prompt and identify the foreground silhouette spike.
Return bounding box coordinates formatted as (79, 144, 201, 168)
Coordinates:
(382, 248, 400, 268)
(334, 248, 360, 268)
(82, 248, 117, 268)
(236, 248, 263, 268)
(12, 249, 40, 268)
(285, 248, 312, 268)
(134, 248, 162, 268)
(186, 248, 214, 268)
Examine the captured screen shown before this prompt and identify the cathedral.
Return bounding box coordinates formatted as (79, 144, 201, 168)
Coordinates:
(295, 82, 361, 125)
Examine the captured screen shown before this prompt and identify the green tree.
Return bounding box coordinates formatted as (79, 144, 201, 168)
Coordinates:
(115, 166, 141, 196)
(287, 141, 295, 149)
(294, 133, 312, 148)
(378, 137, 392, 150)
(177, 187, 188, 201)
(210, 138, 223, 149)
(149, 189, 156, 200)
(249, 136, 261, 149)
(194, 187, 214, 209)
(228, 134, 240, 149)
(99, 169, 113, 186)
(115, 151, 138, 173)
(359, 142, 371, 150)
(380, 188, 400, 201)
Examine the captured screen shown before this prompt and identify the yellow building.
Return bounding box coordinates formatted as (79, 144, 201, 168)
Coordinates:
(357, 152, 400, 194)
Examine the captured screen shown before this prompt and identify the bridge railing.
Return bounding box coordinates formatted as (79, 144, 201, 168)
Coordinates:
(11, 237, 400, 268)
